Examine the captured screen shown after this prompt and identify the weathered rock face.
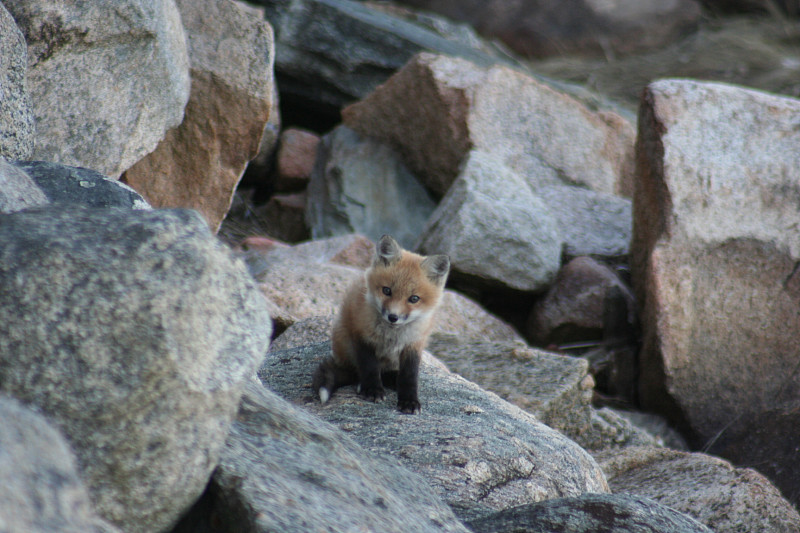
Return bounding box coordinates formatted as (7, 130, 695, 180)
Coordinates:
(0, 395, 121, 533)
(123, 0, 275, 232)
(274, 127, 320, 192)
(527, 256, 635, 346)
(427, 334, 594, 442)
(0, 160, 47, 213)
(0, 3, 33, 160)
(394, 0, 701, 59)
(465, 493, 712, 533)
(254, 0, 512, 123)
(632, 79, 800, 447)
(175, 380, 471, 533)
(306, 125, 436, 249)
(259, 342, 610, 523)
(597, 446, 800, 533)
(536, 185, 632, 261)
(5, 0, 190, 177)
(14, 160, 150, 209)
(0, 206, 272, 533)
(343, 52, 635, 197)
(416, 151, 562, 292)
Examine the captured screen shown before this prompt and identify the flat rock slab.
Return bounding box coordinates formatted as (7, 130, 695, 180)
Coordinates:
(259, 342, 609, 522)
(175, 380, 469, 532)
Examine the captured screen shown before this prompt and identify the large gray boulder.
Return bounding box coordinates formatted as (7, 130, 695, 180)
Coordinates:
(597, 446, 800, 533)
(343, 52, 635, 197)
(465, 493, 712, 533)
(632, 79, 800, 449)
(123, 0, 275, 232)
(0, 206, 272, 533)
(0, 3, 33, 160)
(14, 160, 150, 209)
(306, 125, 436, 249)
(176, 380, 471, 532)
(259, 342, 610, 522)
(4, 0, 190, 177)
(253, 0, 514, 121)
(0, 395, 121, 533)
(416, 150, 562, 292)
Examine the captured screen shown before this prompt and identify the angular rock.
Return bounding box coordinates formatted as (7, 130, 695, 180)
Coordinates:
(416, 151, 562, 292)
(15, 160, 150, 209)
(527, 256, 635, 346)
(426, 334, 594, 442)
(175, 380, 470, 532)
(306, 125, 436, 249)
(597, 446, 800, 533)
(465, 493, 712, 533)
(395, 0, 701, 59)
(0, 395, 121, 533)
(5, 0, 190, 177)
(259, 192, 311, 243)
(123, 0, 275, 232)
(259, 342, 610, 522)
(255, 0, 514, 122)
(343, 53, 635, 197)
(536, 185, 632, 260)
(0, 3, 33, 160)
(0, 206, 272, 533)
(434, 291, 523, 343)
(274, 127, 320, 192)
(632, 79, 800, 446)
(0, 160, 47, 213)
(268, 316, 335, 352)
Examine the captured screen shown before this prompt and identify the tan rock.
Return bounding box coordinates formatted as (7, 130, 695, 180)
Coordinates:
(275, 128, 320, 192)
(343, 52, 634, 197)
(123, 0, 275, 232)
(632, 79, 800, 446)
(596, 446, 800, 533)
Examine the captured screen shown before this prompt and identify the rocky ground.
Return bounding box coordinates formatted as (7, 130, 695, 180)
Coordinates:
(1, 0, 800, 532)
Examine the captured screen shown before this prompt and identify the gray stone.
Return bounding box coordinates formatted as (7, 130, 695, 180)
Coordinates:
(536, 185, 632, 260)
(426, 334, 593, 442)
(306, 125, 436, 250)
(394, 0, 701, 59)
(15, 160, 150, 209)
(259, 342, 609, 522)
(254, 0, 515, 120)
(343, 53, 635, 197)
(5, 0, 190, 177)
(465, 493, 712, 533)
(0, 160, 47, 213)
(597, 446, 800, 533)
(0, 395, 121, 533)
(632, 79, 800, 447)
(182, 380, 471, 533)
(0, 3, 33, 160)
(0, 206, 272, 533)
(416, 151, 562, 292)
(123, 0, 275, 232)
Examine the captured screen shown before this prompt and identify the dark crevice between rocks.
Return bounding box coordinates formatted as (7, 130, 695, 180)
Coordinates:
(170, 475, 252, 533)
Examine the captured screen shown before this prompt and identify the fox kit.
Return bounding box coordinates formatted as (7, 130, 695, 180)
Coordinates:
(313, 235, 450, 414)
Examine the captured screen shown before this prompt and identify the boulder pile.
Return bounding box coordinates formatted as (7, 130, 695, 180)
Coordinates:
(1, 0, 800, 532)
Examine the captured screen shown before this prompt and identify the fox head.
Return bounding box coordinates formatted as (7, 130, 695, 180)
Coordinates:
(365, 235, 450, 327)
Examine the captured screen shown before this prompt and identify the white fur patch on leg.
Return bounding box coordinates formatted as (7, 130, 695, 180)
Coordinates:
(319, 387, 330, 404)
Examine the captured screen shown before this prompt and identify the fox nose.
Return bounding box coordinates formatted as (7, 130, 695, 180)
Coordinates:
(387, 313, 399, 323)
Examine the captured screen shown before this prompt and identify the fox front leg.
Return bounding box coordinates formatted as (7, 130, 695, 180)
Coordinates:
(355, 339, 385, 402)
(397, 346, 421, 414)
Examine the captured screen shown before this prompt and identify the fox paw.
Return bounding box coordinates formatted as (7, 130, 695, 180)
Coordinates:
(359, 385, 385, 403)
(398, 398, 421, 414)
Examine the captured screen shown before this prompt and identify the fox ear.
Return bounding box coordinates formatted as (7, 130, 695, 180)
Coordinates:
(375, 235, 402, 266)
(421, 254, 450, 285)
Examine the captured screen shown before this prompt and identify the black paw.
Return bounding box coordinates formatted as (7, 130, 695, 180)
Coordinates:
(398, 398, 421, 414)
(359, 385, 386, 403)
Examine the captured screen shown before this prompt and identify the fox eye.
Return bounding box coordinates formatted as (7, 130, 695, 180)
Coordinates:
(408, 295, 420, 304)
(382, 286, 392, 296)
